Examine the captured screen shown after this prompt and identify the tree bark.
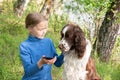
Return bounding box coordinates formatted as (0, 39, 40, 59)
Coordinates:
(14, 0, 55, 18)
(96, 0, 120, 62)
(14, 0, 30, 17)
(40, 0, 54, 19)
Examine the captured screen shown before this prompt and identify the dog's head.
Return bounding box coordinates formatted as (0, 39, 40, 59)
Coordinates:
(59, 23, 86, 58)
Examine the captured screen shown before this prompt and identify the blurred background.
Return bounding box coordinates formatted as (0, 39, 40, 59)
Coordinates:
(0, 0, 120, 80)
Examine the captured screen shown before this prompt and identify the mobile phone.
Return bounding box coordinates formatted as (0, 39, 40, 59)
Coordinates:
(44, 57, 53, 60)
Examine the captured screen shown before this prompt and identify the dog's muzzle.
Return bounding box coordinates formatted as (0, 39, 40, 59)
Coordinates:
(58, 44, 65, 53)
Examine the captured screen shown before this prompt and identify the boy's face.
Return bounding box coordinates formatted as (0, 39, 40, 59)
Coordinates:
(28, 21, 48, 39)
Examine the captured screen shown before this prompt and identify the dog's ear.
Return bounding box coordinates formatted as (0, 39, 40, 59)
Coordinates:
(74, 26, 86, 58)
(91, 72, 101, 80)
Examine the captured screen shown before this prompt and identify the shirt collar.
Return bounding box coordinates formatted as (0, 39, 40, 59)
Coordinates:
(28, 34, 42, 41)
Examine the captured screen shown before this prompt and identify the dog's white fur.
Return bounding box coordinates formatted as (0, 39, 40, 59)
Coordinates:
(62, 39, 92, 80)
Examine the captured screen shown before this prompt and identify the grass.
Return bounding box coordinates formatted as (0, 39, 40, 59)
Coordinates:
(0, 1, 120, 80)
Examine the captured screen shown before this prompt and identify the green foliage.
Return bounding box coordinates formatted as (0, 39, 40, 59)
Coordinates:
(52, 65, 63, 80)
(0, 33, 24, 80)
(0, 1, 27, 80)
(76, 0, 110, 12)
(95, 59, 120, 80)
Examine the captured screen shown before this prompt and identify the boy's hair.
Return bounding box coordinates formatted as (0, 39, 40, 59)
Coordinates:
(25, 13, 48, 28)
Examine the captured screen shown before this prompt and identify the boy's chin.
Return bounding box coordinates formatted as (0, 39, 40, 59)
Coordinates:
(38, 37, 44, 39)
(37, 36, 44, 39)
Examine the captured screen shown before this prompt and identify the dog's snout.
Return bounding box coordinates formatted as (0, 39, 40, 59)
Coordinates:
(58, 39, 70, 52)
(58, 44, 63, 50)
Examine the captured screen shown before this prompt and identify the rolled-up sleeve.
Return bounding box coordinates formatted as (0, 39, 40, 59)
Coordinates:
(54, 54, 64, 67)
(49, 39, 64, 67)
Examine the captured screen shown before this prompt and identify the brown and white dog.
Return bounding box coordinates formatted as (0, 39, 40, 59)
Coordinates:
(59, 23, 101, 80)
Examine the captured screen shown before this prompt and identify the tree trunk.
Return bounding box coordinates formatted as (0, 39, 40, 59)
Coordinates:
(14, 0, 55, 18)
(14, 0, 30, 17)
(96, 0, 120, 62)
(40, 0, 54, 19)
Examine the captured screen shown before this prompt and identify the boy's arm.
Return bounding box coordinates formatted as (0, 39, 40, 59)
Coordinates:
(19, 44, 43, 77)
(54, 53, 64, 67)
(49, 39, 64, 67)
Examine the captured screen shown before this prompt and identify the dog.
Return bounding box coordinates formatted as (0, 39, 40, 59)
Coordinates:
(59, 23, 101, 80)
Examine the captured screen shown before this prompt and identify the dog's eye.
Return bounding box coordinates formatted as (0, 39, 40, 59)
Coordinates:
(65, 34, 69, 38)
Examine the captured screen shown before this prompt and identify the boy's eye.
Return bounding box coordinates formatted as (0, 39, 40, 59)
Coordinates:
(38, 28, 47, 31)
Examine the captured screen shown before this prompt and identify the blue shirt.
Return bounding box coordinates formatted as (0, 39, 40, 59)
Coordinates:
(19, 35, 64, 80)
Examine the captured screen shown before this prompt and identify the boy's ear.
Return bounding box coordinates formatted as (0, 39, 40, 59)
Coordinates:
(28, 27, 33, 29)
(27, 27, 33, 32)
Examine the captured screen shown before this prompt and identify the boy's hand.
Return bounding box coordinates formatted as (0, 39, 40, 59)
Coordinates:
(45, 56, 57, 64)
(37, 56, 57, 68)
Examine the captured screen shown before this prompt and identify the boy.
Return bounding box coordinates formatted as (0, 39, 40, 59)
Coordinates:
(19, 13, 64, 80)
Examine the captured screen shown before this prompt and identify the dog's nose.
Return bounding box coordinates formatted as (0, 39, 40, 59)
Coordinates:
(58, 44, 63, 50)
